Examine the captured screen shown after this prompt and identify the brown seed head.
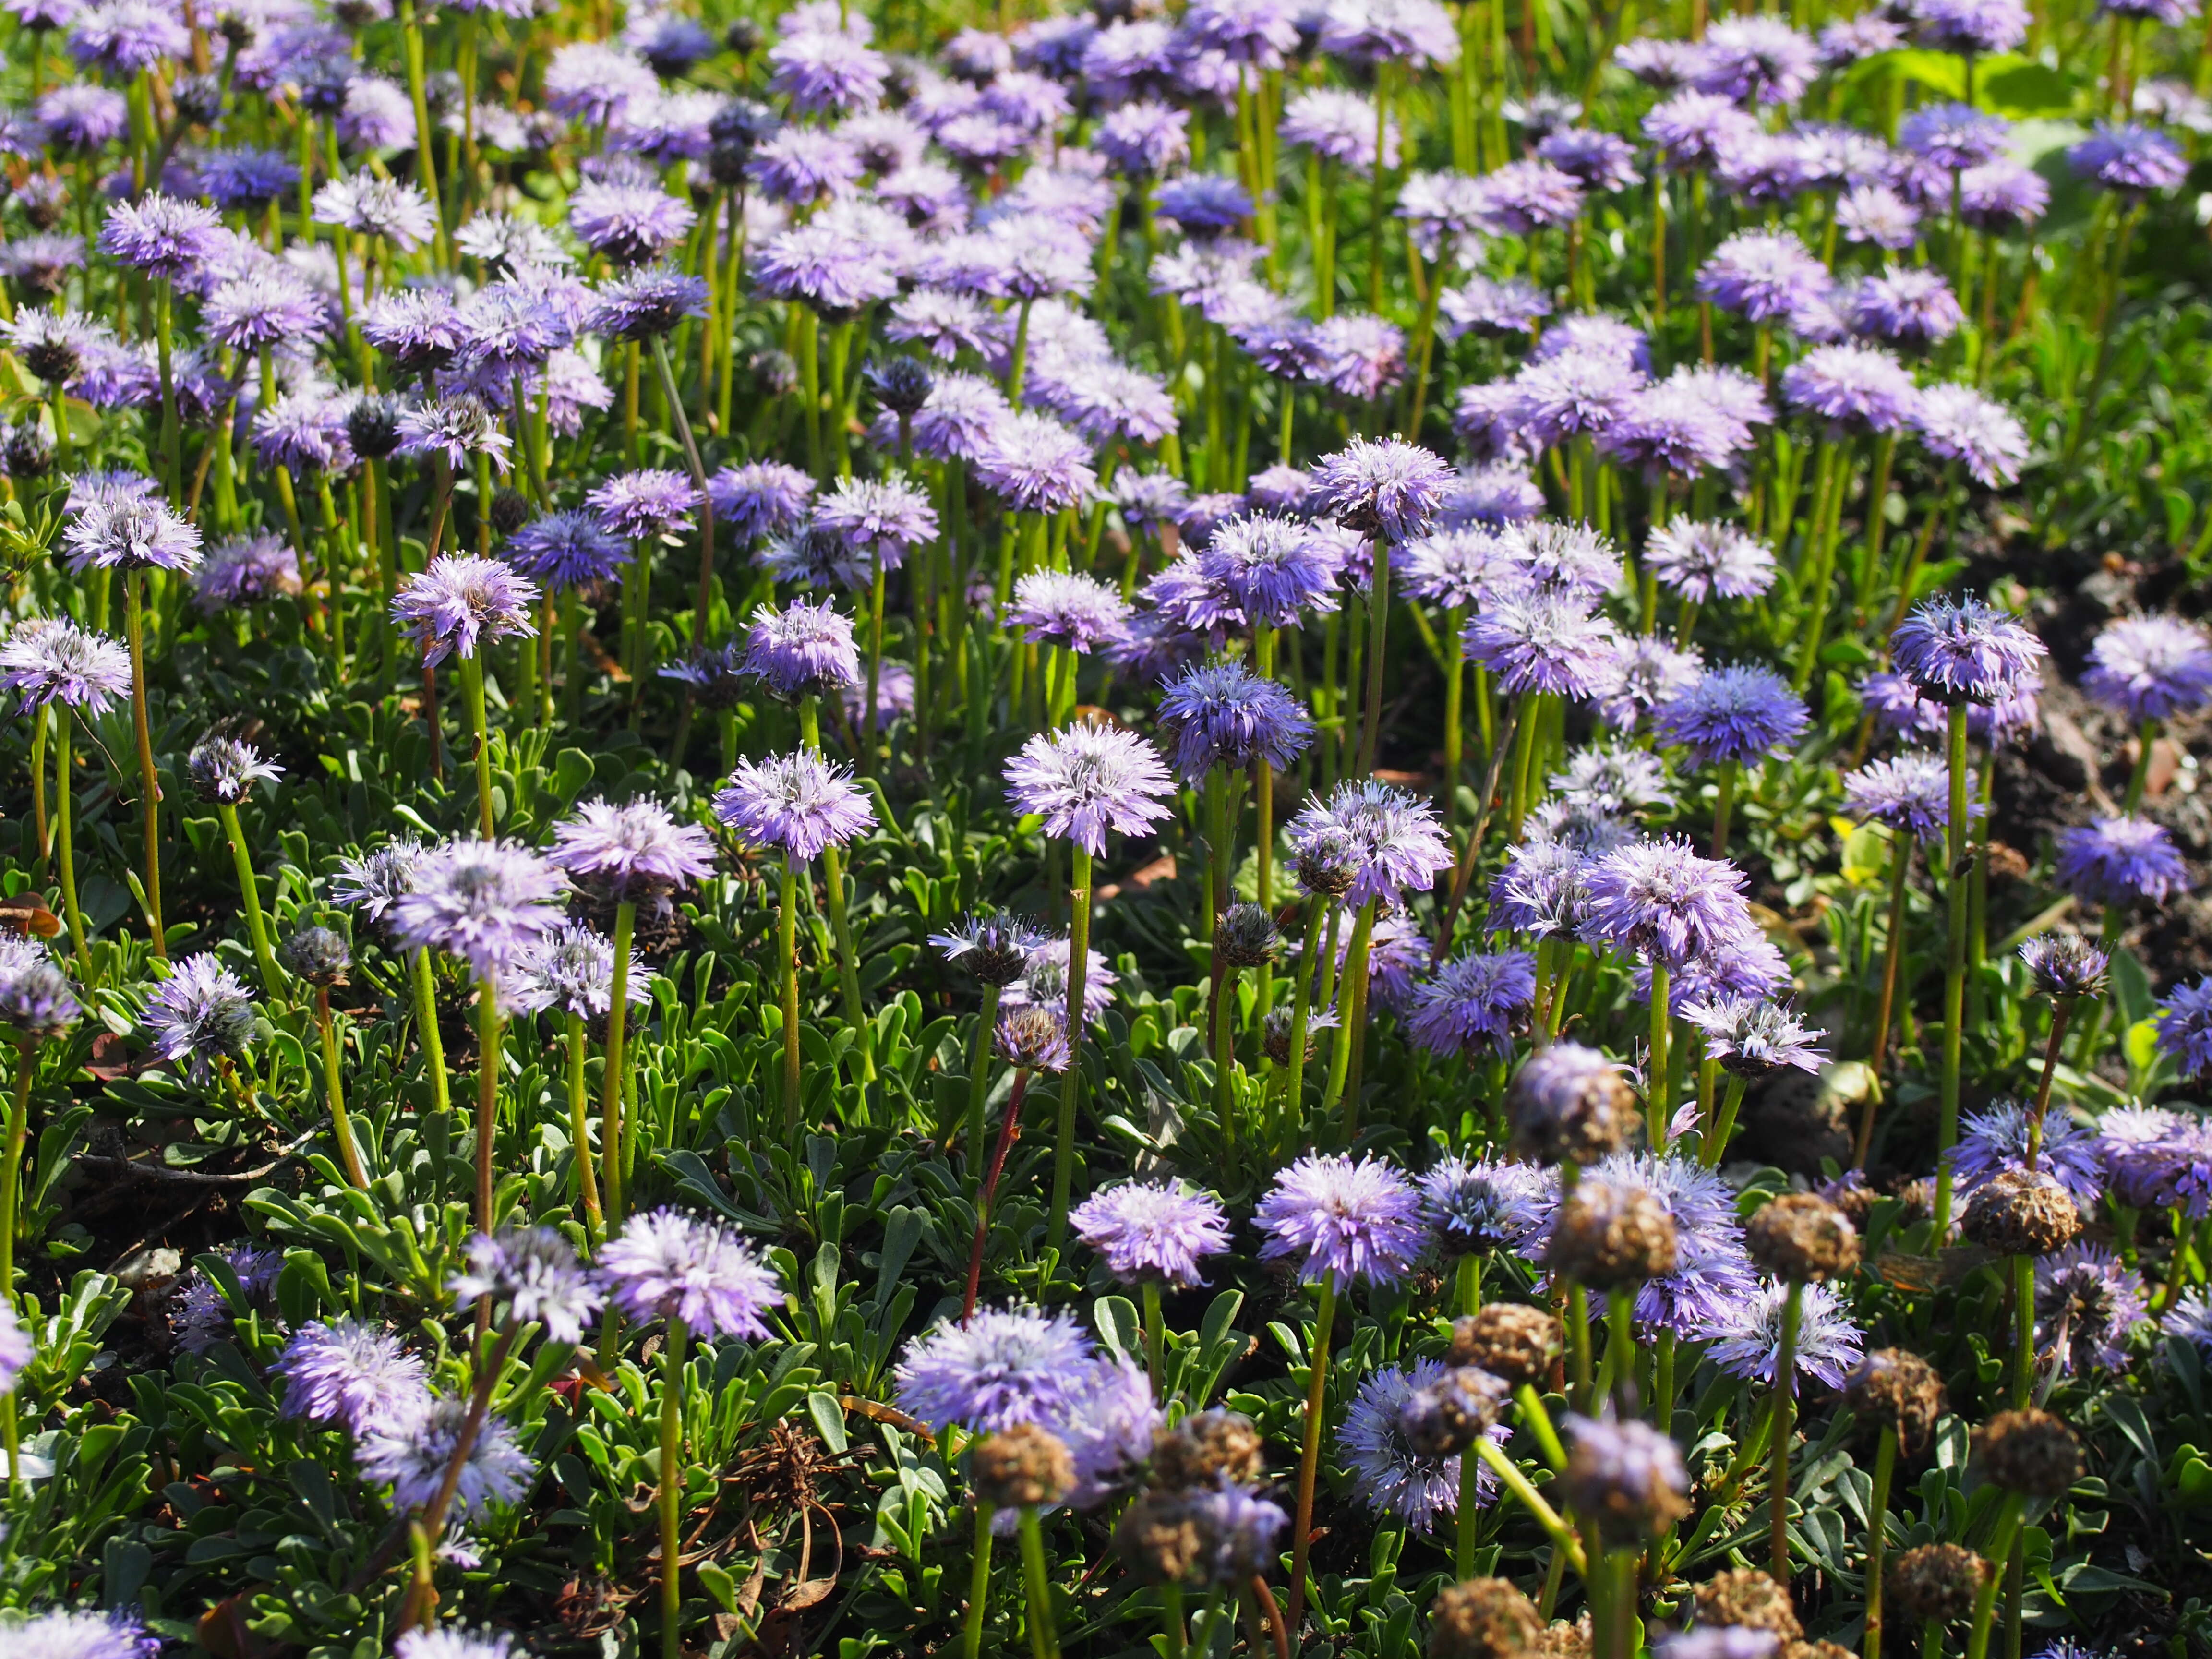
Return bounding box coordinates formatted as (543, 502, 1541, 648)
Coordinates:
(1781, 1643, 1854, 1659)
(1429, 1577, 1543, 1659)
(1959, 1169, 2080, 1258)
(1841, 1347, 1946, 1455)
(1885, 1542, 1985, 1624)
(1974, 1407, 2083, 1498)
(1692, 1567, 1801, 1637)
(1529, 1614, 1592, 1659)
(1450, 1304, 1564, 1388)
(1151, 1408, 1266, 1492)
(970, 1423, 1075, 1512)
(1743, 1192, 1861, 1284)
(1114, 1488, 1201, 1585)
(1400, 1366, 1510, 1459)
(1544, 1183, 1679, 1291)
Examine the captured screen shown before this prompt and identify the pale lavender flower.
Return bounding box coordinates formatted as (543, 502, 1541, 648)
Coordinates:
(550, 798, 714, 903)
(1285, 780, 1453, 907)
(1946, 1101, 2104, 1206)
(2055, 816, 2189, 907)
(204, 269, 328, 353)
(974, 412, 1097, 515)
(569, 169, 698, 264)
(1836, 183, 1923, 251)
(1681, 996, 1827, 1077)
(0, 620, 132, 713)
(1254, 1153, 1428, 1287)
(1695, 230, 1831, 323)
(586, 265, 708, 342)
(1507, 348, 1650, 450)
(2083, 614, 2212, 722)
(768, 29, 889, 114)
(2157, 980, 2212, 1078)
(61, 495, 202, 574)
(331, 839, 424, 930)
(312, 176, 439, 249)
(2036, 1243, 2149, 1374)
(508, 921, 649, 1020)
(1419, 1154, 1548, 1252)
(186, 735, 281, 805)
(1643, 90, 1762, 168)
(1095, 99, 1192, 176)
(1553, 745, 1676, 815)
(252, 394, 355, 475)
(1891, 595, 2048, 703)
(1340, 1359, 1502, 1531)
(2097, 1104, 2188, 1205)
(814, 475, 937, 566)
(1900, 102, 2010, 170)
(601, 1209, 780, 1338)
(589, 469, 703, 542)
(1645, 521, 1775, 602)
(1003, 722, 1175, 855)
(1692, 15, 1818, 103)
(1578, 837, 1755, 968)
(1281, 87, 1397, 169)
(1311, 436, 1455, 541)
(710, 462, 816, 543)
(1539, 128, 1640, 192)
(0, 943, 82, 1043)
(713, 751, 876, 862)
(1398, 527, 1506, 609)
(1008, 571, 1131, 653)
(391, 556, 537, 666)
(1000, 934, 1118, 1029)
(1781, 342, 1920, 433)
(894, 1305, 1095, 1432)
(1702, 1280, 1863, 1389)
(1462, 590, 1623, 701)
(2168, 1288, 2212, 1361)
(1069, 1182, 1232, 1287)
(143, 953, 257, 1081)
(98, 191, 218, 277)
(1053, 1357, 1163, 1509)
(1438, 276, 1553, 340)
(359, 1396, 533, 1516)
(362, 290, 467, 374)
(1911, 0, 2028, 52)
(1850, 265, 1965, 346)
(274, 1317, 429, 1433)
(1960, 160, 2049, 229)
(1598, 384, 1745, 479)
(747, 128, 865, 206)
(449, 1226, 604, 1345)
(1406, 950, 1537, 1056)
(541, 40, 659, 124)
(1910, 383, 2029, 487)
(1197, 515, 1343, 626)
(1440, 463, 1547, 528)
(742, 597, 861, 698)
(396, 396, 515, 472)
(1842, 754, 1969, 843)
(2071, 121, 2187, 192)
(390, 839, 567, 986)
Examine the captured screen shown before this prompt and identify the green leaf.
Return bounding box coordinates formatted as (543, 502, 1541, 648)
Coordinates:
(1978, 57, 2076, 117)
(552, 747, 596, 801)
(807, 1390, 849, 1455)
(2112, 947, 2154, 1031)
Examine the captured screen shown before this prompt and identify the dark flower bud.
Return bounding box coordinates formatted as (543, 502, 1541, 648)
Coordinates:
(1841, 1347, 1945, 1455)
(20, 176, 66, 231)
(1093, 0, 1138, 22)
(279, 925, 351, 987)
(866, 354, 935, 418)
(1294, 830, 1358, 898)
(329, 0, 382, 27)
(709, 95, 779, 154)
(424, 68, 462, 117)
(521, 112, 565, 156)
(1260, 1007, 1325, 1066)
(1692, 1568, 1801, 1637)
(970, 1423, 1074, 1511)
(1959, 1168, 2080, 1258)
(1114, 1489, 1202, 1585)
(1507, 1042, 1635, 1167)
(752, 349, 800, 398)
(1214, 902, 1279, 969)
(1447, 1304, 1562, 1389)
(0, 957, 82, 1043)
(1429, 1576, 1542, 1659)
(1743, 1192, 1860, 1284)
(295, 60, 351, 115)
(21, 335, 81, 388)
(3, 421, 55, 480)
(1151, 1408, 1264, 1491)
(1974, 1407, 2082, 1498)
(723, 17, 763, 55)
(346, 396, 404, 461)
(2018, 933, 2109, 1000)
(1398, 1366, 1507, 1459)
(214, 11, 257, 48)
(1544, 1182, 1678, 1290)
(489, 487, 533, 537)
(167, 71, 222, 124)
(950, 916, 1036, 988)
(1885, 1543, 1984, 1624)
(708, 141, 752, 187)
(994, 1007, 1071, 1073)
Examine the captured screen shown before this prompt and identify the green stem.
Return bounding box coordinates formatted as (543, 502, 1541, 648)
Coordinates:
(462, 653, 495, 840)
(565, 1012, 603, 1240)
(474, 984, 502, 1238)
(963, 1505, 996, 1659)
(660, 1317, 689, 1659)
(1016, 1507, 1060, 1659)
(412, 948, 450, 1116)
(1710, 760, 1737, 856)
(53, 709, 88, 976)
(1287, 1273, 1335, 1634)
(1045, 844, 1092, 1253)
(1769, 1280, 1802, 1582)
(1320, 899, 1377, 1126)
(1357, 535, 1391, 775)
(778, 859, 802, 1142)
(607, 900, 639, 1202)
(125, 570, 165, 959)
(217, 802, 283, 998)
(1647, 961, 1671, 1147)
(1934, 701, 1971, 1236)
(315, 988, 368, 1189)
(1143, 1279, 1166, 1400)
(1864, 1426, 1896, 1659)
(1471, 1439, 1587, 1574)
(2011, 1254, 2035, 1408)
(1961, 1495, 2027, 1659)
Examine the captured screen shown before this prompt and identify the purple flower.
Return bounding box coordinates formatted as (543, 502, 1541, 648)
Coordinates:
(754, 222, 902, 314)
(359, 1396, 533, 1517)
(1406, 950, 1536, 1056)
(569, 168, 698, 265)
(1254, 1153, 1428, 1288)
(1598, 383, 1746, 479)
(1311, 436, 1455, 541)
(450, 1226, 604, 1345)
(1681, 995, 1827, 1076)
(0, 939, 81, 1043)
(1156, 661, 1315, 781)
(1836, 183, 1923, 251)
(1616, 36, 1699, 84)
(1095, 99, 1192, 177)
(1053, 1358, 1163, 1510)
(2083, 614, 2212, 722)
(742, 597, 862, 698)
(2054, 816, 2189, 908)
(1198, 515, 1344, 626)
(1155, 172, 1256, 240)
(768, 29, 889, 115)
(1842, 754, 1972, 843)
(1910, 383, 2029, 488)
(1003, 722, 1176, 855)
(550, 798, 714, 902)
(1654, 664, 1808, 768)
(1068, 1182, 1232, 1287)
(1183, 0, 1301, 64)
(1318, 0, 1461, 66)
(1849, 265, 1965, 347)
(312, 176, 439, 249)
(361, 290, 467, 374)
(1440, 463, 1547, 527)
(34, 86, 127, 152)
(895, 1305, 1095, 1432)
(709, 461, 816, 543)
(2157, 980, 2212, 1077)
(1578, 836, 1755, 968)
(143, 953, 257, 1081)
(1781, 342, 1921, 433)
(1007, 571, 1130, 653)
(1643, 90, 1762, 168)
(747, 129, 865, 206)
(273, 1316, 428, 1436)
(2071, 120, 2189, 192)
(1281, 87, 1397, 169)
(1900, 102, 2011, 170)
(586, 265, 709, 342)
(396, 396, 514, 472)
(1474, 158, 1585, 234)
(389, 838, 567, 986)
(1645, 520, 1776, 602)
(1285, 780, 1453, 908)
(0, 620, 132, 713)
(541, 40, 660, 124)
(504, 510, 628, 591)
(589, 469, 703, 541)
(252, 394, 355, 475)
(1911, 0, 2029, 52)
(1946, 1100, 2104, 1206)
(1695, 230, 1831, 323)
(1438, 276, 1553, 341)
(1524, 1152, 1756, 1336)
(1418, 1153, 1548, 1252)
(2169, 1288, 2212, 1361)
(187, 735, 281, 805)
(69, 0, 189, 76)
(509, 921, 650, 1020)
(1339, 1360, 1502, 1531)
(1506, 348, 1649, 449)
(1539, 128, 1641, 193)
(2097, 1104, 2188, 1205)
(1590, 637, 1706, 732)
(1702, 1280, 1863, 1389)
(1398, 527, 1507, 610)
(391, 556, 538, 666)
(1001, 935, 1118, 1029)
(1462, 590, 1623, 700)
(1960, 160, 2049, 229)
(61, 494, 203, 574)
(974, 412, 1097, 515)
(331, 839, 425, 929)
(1553, 745, 1676, 815)
(814, 475, 938, 566)
(1692, 15, 1818, 103)
(601, 1209, 780, 1338)
(1891, 595, 2048, 703)
(713, 750, 876, 862)
(2036, 1243, 2149, 1374)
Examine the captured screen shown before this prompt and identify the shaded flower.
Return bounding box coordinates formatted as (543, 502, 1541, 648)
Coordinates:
(1339, 1358, 1502, 1531)
(550, 797, 715, 902)
(1891, 595, 2047, 704)
(359, 1396, 533, 1516)
(895, 1305, 1095, 1432)
(1254, 1153, 1428, 1287)
(2083, 613, 2212, 722)
(1700, 1279, 1864, 1389)
(2055, 816, 2189, 908)
(143, 953, 257, 1081)
(601, 1209, 780, 1337)
(0, 619, 132, 713)
(1405, 950, 1537, 1057)
(1946, 1100, 2105, 1207)
(1654, 664, 1808, 768)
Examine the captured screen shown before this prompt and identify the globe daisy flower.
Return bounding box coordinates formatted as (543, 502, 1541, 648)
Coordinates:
(549, 797, 715, 903)
(0, 619, 132, 713)
(388, 838, 567, 986)
(1700, 1279, 1864, 1389)
(358, 1395, 534, 1516)
(894, 1305, 1096, 1432)
(1405, 950, 1538, 1057)
(391, 556, 538, 666)
(507, 921, 651, 1020)
(142, 953, 257, 1082)
(1891, 595, 2047, 704)
(1003, 722, 1175, 855)
(2054, 816, 2189, 908)
(1337, 1358, 1503, 1532)
(273, 1318, 430, 1434)
(2082, 614, 2212, 723)
(712, 750, 876, 862)
(741, 597, 862, 699)
(600, 1209, 780, 1338)
(1156, 662, 1315, 782)
(1068, 1181, 1233, 1288)
(1654, 665, 1809, 768)
(1284, 780, 1453, 908)
(1254, 1154, 1428, 1288)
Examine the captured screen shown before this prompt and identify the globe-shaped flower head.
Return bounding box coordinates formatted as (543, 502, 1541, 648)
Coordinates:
(713, 750, 876, 863)
(1285, 779, 1454, 908)
(1254, 1153, 1430, 1288)
(388, 837, 568, 988)
(1003, 722, 1176, 856)
(1156, 661, 1316, 782)
(549, 797, 715, 905)
(390, 556, 539, 666)
(2082, 614, 2212, 723)
(0, 620, 132, 713)
(1312, 436, 1455, 541)
(61, 495, 203, 574)
(600, 1209, 781, 1338)
(740, 597, 861, 700)
(1069, 1181, 1234, 1288)
(895, 1305, 1096, 1432)
(2053, 816, 2189, 908)
(1007, 571, 1133, 654)
(1654, 664, 1809, 768)
(1890, 595, 2047, 705)
(0, 938, 82, 1044)
(143, 953, 257, 1082)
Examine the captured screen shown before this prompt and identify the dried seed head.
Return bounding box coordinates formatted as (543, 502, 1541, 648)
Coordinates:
(1544, 1182, 1678, 1290)
(1429, 1576, 1543, 1659)
(1261, 1007, 1323, 1065)
(1530, 1617, 1592, 1659)
(1448, 1304, 1563, 1389)
(1743, 1192, 1861, 1284)
(1959, 1168, 2080, 1258)
(1885, 1542, 1985, 1624)
(346, 396, 405, 461)
(1974, 1407, 2082, 1498)
(970, 1423, 1075, 1512)
(1692, 1568, 1801, 1637)
(1151, 1408, 1265, 1491)
(1294, 830, 1359, 898)
(1214, 902, 1282, 968)
(1840, 1347, 1945, 1455)
(1114, 1488, 1202, 1585)
(1780, 1643, 1854, 1659)
(1398, 1366, 1509, 1459)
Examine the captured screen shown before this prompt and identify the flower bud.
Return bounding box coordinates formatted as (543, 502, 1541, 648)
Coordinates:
(489, 488, 533, 538)
(279, 925, 352, 987)
(1151, 1409, 1265, 1491)
(3, 421, 55, 480)
(1214, 902, 1280, 969)
(867, 355, 936, 418)
(1398, 1366, 1508, 1459)
(346, 396, 404, 462)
